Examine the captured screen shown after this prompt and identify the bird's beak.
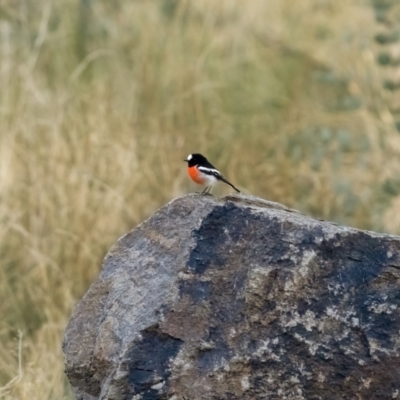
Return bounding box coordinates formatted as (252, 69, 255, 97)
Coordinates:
(183, 159, 188, 162)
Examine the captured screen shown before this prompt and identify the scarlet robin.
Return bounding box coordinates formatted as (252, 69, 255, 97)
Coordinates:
(183, 153, 240, 194)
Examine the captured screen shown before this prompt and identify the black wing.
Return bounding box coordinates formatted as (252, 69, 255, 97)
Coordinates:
(202, 159, 217, 170)
(197, 166, 222, 179)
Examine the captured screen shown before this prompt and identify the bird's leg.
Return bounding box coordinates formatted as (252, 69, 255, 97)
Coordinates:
(201, 186, 212, 196)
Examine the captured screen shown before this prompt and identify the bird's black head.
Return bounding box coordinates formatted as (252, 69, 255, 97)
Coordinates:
(183, 153, 208, 167)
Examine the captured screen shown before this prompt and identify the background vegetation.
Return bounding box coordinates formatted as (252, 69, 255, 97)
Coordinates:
(1, 0, 400, 398)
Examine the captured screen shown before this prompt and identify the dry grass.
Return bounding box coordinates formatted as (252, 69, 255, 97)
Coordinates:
(1, 0, 400, 398)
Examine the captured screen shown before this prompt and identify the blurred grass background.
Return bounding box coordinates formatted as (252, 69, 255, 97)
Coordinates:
(1, 0, 400, 398)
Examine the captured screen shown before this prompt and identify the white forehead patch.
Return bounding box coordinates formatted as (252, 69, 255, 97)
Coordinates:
(187, 154, 193, 161)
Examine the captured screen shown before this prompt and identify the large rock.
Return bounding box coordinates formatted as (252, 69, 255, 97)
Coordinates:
(63, 194, 400, 400)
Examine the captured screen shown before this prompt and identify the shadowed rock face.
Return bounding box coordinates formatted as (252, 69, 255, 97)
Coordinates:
(63, 194, 400, 400)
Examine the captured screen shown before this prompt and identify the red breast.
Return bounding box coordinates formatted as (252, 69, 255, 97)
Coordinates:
(188, 165, 206, 184)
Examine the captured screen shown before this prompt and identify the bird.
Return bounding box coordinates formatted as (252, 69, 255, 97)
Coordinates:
(183, 153, 240, 194)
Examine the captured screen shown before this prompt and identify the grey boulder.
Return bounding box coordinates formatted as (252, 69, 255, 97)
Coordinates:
(63, 194, 400, 399)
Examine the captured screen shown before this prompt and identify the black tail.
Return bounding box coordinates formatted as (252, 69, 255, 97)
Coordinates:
(219, 176, 240, 193)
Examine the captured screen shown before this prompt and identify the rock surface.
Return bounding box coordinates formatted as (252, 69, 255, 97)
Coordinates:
(63, 194, 400, 400)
